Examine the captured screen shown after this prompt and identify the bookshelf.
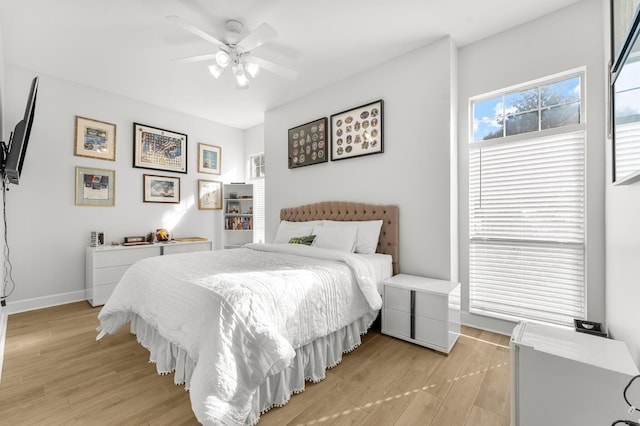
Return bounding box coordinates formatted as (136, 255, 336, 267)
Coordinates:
(223, 183, 253, 248)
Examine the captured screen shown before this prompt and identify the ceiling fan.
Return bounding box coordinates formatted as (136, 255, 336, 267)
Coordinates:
(167, 15, 297, 89)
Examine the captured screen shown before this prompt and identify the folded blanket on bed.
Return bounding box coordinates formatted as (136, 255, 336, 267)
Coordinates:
(96, 243, 382, 425)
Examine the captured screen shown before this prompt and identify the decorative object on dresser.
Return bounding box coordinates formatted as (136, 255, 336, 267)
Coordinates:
(288, 117, 328, 168)
(85, 240, 213, 307)
(74, 116, 116, 161)
(133, 123, 187, 173)
(123, 236, 150, 246)
(382, 273, 460, 354)
(198, 179, 222, 210)
(197, 143, 221, 175)
(330, 99, 384, 161)
(223, 183, 253, 248)
(143, 174, 180, 203)
(90, 231, 105, 247)
(75, 166, 115, 207)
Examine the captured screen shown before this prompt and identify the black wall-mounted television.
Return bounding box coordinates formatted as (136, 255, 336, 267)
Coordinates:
(2, 76, 39, 185)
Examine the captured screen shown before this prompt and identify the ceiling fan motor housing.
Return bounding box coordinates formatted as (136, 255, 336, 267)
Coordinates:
(224, 20, 244, 46)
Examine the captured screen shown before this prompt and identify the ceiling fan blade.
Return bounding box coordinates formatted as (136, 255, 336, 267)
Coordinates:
(166, 15, 224, 47)
(250, 55, 298, 80)
(237, 23, 277, 52)
(170, 53, 218, 64)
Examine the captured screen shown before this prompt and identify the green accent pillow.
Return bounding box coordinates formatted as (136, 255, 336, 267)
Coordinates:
(288, 235, 316, 246)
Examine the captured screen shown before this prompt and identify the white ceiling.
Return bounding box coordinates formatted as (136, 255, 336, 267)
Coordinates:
(0, 0, 583, 129)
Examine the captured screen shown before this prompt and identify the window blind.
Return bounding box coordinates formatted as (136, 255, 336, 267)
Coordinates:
(251, 178, 265, 243)
(469, 131, 585, 326)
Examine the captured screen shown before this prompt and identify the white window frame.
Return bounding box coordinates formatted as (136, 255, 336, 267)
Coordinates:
(468, 69, 587, 327)
(248, 153, 265, 243)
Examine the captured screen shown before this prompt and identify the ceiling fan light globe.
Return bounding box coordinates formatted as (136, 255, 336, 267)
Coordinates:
(208, 64, 224, 79)
(215, 51, 231, 67)
(235, 70, 249, 89)
(245, 62, 260, 78)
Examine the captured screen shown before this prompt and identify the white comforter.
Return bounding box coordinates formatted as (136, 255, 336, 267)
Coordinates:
(96, 243, 382, 425)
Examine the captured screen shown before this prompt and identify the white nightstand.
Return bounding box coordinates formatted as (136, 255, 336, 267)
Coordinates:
(381, 274, 460, 354)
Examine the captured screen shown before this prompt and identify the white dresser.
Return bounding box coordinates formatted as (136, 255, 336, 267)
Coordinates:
(85, 241, 213, 306)
(511, 321, 639, 425)
(382, 274, 460, 354)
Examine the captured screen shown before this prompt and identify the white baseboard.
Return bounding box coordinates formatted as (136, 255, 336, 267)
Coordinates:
(0, 305, 7, 383)
(4, 290, 86, 315)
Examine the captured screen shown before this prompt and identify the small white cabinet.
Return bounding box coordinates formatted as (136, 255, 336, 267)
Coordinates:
(382, 274, 460, 354)
(86, 241, 213, 306)
(511, 321, 639, 425)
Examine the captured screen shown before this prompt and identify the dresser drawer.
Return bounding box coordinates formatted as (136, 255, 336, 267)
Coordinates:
(162, 241, 212, 255)
(94, 246, 161, 268)
(384, 286, 447, 320)
(93, 282, 118, 306)
(93, 264, 131, 286)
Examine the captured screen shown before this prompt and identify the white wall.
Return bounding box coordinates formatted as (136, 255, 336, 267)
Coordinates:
(457, 0, 607, 333)
(264, 37, 458, 280)
(2, 65, 245, 313)
(244, 124, 264, 158)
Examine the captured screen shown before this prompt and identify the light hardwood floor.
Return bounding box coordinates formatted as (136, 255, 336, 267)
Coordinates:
(0, 302, 511, 425)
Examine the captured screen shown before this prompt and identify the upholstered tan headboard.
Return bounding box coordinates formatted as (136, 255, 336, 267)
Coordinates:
(280, 201, 399, 275)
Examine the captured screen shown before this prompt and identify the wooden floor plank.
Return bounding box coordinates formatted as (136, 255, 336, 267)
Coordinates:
(0, 302, 511, 425)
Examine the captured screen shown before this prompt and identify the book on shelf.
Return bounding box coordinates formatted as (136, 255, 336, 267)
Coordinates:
(226, 216, 253, 230)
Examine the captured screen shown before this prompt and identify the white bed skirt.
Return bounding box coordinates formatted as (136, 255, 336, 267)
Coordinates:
(129, 309, 379, 425)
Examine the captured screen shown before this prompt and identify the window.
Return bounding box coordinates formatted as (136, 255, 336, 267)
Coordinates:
(249, 153, 265, 243)
(473, 76, 581, 141)
(469, 72, 585, 327)
(250, 153, 265, 179)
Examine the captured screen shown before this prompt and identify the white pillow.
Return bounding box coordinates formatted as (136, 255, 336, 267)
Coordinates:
(312, 224, 357, 252)
(273, 220, 317, 244)
(323, 220, 383, 254)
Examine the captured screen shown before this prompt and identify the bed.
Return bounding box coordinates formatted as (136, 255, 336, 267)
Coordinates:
(96, 201, 399, 425)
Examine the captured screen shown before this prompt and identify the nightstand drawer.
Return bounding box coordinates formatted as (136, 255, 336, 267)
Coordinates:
(383, 308, 448, 348)
(384, 286, 446, 320)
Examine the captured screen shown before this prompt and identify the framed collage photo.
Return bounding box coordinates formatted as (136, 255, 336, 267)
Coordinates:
(75, 166, 115, 206)
(143, 174, 180, 204)
(198, 179, 222, 210)
(133, 123, 187, 173)
(74, 116, 116, 161)
(198, 143, 222, 175)
(330, 100, 384, 161)
(288, 117, 328, 168)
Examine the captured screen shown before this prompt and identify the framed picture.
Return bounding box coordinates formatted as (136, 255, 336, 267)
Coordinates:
(198, 143, 222, 175)
(74, 116, 116, 161)
(75, 166, 115, 206)
(288, 117, 328, 168)
(227, 200, 240, 214)
(143, 174, 180, 204)
(611, 0, 640, 71)
(198, 179, 222, 210)
(330, 99, 384, 161)
(133, 123, 187, 173)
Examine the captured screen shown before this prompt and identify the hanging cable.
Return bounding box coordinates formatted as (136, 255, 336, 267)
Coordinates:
(1, 171, 16, 306)
(612, 375, 640, 426)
